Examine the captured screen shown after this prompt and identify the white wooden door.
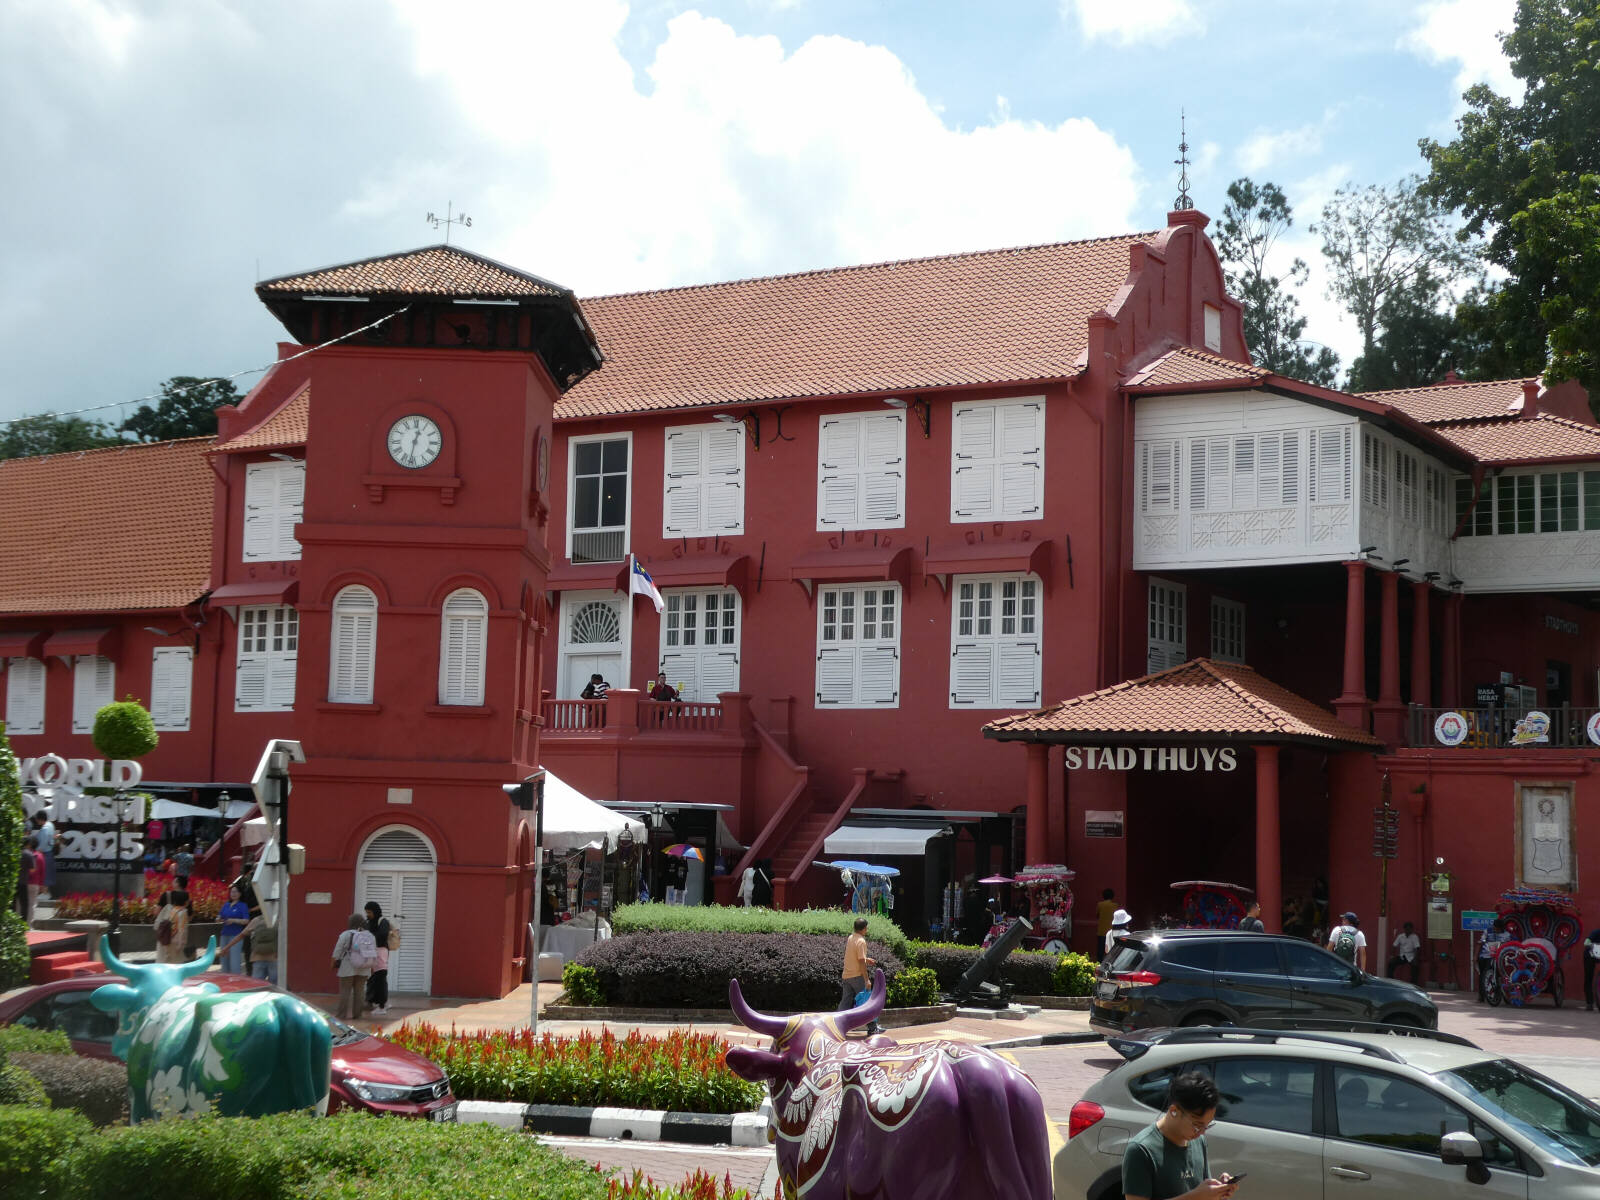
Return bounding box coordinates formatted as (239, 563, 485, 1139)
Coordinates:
(358, 827, 437, 995)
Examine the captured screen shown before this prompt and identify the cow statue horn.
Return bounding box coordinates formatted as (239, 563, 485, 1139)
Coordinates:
(179, 936, 220, 979)
(99, 934, 137, 979)
(728, 978, 789, 1037)
(834, 967, 886, 1034)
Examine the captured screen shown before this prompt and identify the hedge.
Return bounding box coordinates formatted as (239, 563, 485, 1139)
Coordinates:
(13, 1053, 128, 1126)
(909, 941, 1063, 995)
(0, 1026, 73, 1056)
(609, 904, 912, 959)
(0, 1108, 622, 1200)
(0, 724, 28, 990)
(576, 931, 904, 1011)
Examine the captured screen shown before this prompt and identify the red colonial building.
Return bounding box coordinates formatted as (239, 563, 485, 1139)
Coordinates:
(3, 210, 1598, 996)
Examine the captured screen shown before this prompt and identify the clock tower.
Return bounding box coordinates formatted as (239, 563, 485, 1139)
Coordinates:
(254, 245, 602, 998)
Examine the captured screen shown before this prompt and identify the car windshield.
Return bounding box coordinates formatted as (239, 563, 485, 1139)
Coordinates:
(1439, 1059, 1600, 1167)
(324, 1014, 370, 1047)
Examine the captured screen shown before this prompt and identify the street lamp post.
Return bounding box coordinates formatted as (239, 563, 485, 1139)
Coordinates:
(108, 790, 127, 957)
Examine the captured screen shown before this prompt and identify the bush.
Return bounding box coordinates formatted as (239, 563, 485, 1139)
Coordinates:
(0, 1026, 73, 1056)
(1052, 951, 1097, 997)
(91, 698, 158, 760)
(909, 941, 1061, 995)
(389, 1024, 762, 1114)
(13, 1054, 128, 1126)
(885, 966, 939, 1008)
(577, 931, 904, 1012)
(0, 1063, 49, 1106)
(0, 725, 28, 990)
(562, 962, 604, 1007)
(611, 903, 913, 960)
(0, 1105, 92, 1197)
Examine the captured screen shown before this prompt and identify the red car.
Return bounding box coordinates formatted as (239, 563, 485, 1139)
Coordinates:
(0, 973, 457, 1120)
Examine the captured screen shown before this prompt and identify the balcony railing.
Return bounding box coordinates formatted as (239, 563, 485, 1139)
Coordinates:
(640, 699, 723, 732)
(544, 698, 608, 732)
(540, 693, 734, 738)
(1408, 704, 1600, 750)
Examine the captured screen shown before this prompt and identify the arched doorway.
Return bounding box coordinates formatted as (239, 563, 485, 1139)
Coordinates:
(357, 826, 437, 995)
(559, 591, 627, 697)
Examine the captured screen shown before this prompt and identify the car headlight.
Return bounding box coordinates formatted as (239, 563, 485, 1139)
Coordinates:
(344, 1077, 416, 1104)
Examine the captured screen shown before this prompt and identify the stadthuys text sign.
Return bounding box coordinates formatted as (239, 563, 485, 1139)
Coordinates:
(1064, 746, 1239, 772)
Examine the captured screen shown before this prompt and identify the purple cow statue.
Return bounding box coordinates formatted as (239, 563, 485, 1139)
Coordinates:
(726, 970, 1051, 1200)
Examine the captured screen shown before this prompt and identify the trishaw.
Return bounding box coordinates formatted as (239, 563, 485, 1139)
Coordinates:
(1170, 879, 1253, 929)
(1485, 887, 1582, 1008)
(984, 864, 1075, 952)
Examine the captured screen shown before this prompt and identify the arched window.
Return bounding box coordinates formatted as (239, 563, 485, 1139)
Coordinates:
(439, 588, 488, 706)
(328, 585, 378, 703)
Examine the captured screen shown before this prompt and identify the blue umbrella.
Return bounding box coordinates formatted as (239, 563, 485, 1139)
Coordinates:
(828, 860, 873, 871)
(857, 864, 901, 878)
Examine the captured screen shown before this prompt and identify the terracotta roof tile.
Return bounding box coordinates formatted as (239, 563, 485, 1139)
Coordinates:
(1356, 378, 1534, 424)
(557, 234, 1160, 419)
(1125, 346, 1268, 389)
(214, 384, 309, 453)
(983, 658, 1380, 748)
(0, 439, 213, 614)
(257, 244, 567, 301)
(1427, 414, 1600, 463)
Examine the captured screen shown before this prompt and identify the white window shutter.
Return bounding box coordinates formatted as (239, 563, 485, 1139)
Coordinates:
(277, 460, 305, 560)
(329, 587, 377, 704)
(6, 658, 45, 736)
(236, 655, 268, 711)
(439, 590, 487, 706)
(698, 649, 739, 699)
(1189, 438, 1209, 511)
(703, 424, 745, 533)
(73, 656, 115, 734)
(1207, 436, 1231, 510)
(952, 405, 997, 520)
(1257, 434, 1282, 508)
(861, 413, 905, 525)
(662, 430, 705, 536)
(857, 645, 899, 706)
(658, 652, 700, 701)
(267, 653, 297, 711)
(996, 641, 1042, 707)
(817, 416, 862, 528)
(996, 402, 1043, 519)
(1281, 433, 1301, 505)
(950, 642, 996, 707)
(815, 647, 857, 705)
(242, 464, 275, 561)
(150, 647, 193, 731)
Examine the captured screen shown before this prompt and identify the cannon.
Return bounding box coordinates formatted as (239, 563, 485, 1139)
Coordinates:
(950, 915, 1032, 1009)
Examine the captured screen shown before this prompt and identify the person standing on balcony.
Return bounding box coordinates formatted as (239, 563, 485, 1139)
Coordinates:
(581, 673, 609, 729)
(649, 671, 679, 702)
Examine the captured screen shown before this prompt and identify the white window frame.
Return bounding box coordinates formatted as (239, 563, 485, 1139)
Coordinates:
(5, 658, 45, 736)
(242, 459, 305, 562)
(1203, 303, 1223, 352)
(1147, 578, 1187, 674)
(71, 655, 115, 734)
(236, 605, 298, 713)
(816, 410, 905, 531)
(950, 396, 1045, 522)
(328, 586, 378, 704)
(438, 588, 488, 706)
(149, 646, 193, 732)
(1187, 431, 1300, 511)
(662, 423, 745, 537)
(659, 588, 741, 702)
(815, 584, 901, 708)
(567, 433, 632, 563)
(948, 574, 1042, 709)
(1210, 597, 1246, 664)
(1137, 439, 1180, 514)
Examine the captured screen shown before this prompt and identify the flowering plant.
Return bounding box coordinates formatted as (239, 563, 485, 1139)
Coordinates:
(603, 1167, 780, 1199)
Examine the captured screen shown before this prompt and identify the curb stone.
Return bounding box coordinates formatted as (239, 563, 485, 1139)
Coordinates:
(456, 1100, 772, 1147)
(982, 1031, 1104, 1051)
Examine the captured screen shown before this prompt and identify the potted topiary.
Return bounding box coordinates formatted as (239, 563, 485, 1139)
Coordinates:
(92, 698, 159, 955)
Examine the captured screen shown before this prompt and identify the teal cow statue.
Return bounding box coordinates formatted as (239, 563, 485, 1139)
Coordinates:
(91, 935, 332, 1122)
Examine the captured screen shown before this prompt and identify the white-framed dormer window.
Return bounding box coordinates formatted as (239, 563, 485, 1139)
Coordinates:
(1148, 578, 1187, 674)
(5, 658, 45, 736)
(242, 459, 305, 562)
(569, 434, 630, 564)
(659, 588, 740, 702)
(71, 655, 115, 734)
(951, 397, 1045, 522)
(439, 588, 488, 706)
(949, 574, 1042, 708)
(1210, 597, 1246, 664)
(815, 584, 900, 707)
(149, 646, 193, 732)
(328, 586, 378, 704)
(817, 410, 905, 530)
(1203, 303, 1222, 352)
(236, 605, 298, 712)
(663, 423, 744, 537)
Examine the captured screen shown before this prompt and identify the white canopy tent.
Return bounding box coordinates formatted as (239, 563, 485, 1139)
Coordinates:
(540, 770, 647, 853)
(823, 824, 951, 857)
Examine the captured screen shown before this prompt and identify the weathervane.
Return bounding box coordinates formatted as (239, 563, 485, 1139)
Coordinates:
(425, 202, 472, 245)
(1174, 110, 1192, 210)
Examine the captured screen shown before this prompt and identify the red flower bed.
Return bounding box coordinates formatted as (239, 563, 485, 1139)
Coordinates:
(602, 1167, 780, 1200)
(53, 871, 230, 923)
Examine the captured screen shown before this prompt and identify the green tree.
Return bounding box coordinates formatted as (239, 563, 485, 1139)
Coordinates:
(1214, 178, 1341, 387)
(0, 413, 120, 461)
(1345, 268, 1494, 392)
(93, 699, 159, 761)
(120, 376, 236, 442)
(1314, 176, 1479, 386)
(1421, 0, 1600, 394)
(0, 726, 29, 989)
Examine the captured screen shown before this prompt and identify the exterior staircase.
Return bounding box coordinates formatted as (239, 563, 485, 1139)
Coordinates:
(30, 950, 108, 985)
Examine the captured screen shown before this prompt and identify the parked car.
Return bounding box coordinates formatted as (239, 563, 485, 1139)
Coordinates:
(1056, 1025, 1600, 1199)
(1091, 929, 1437, 1034)
(0, 974, 456, 1120)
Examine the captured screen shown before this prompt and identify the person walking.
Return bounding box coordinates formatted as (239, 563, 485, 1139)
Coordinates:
(1326, 911, 1367, 972)
(154, 890, 190, 965)
(173, 843, 195, 889)
(839, 917, 881, 1035)
(1096, 889, 1119, 960)
(1583, 923, 1600, 1011)
(1106, 908, 1134, 958)
(30, 812, 56, 898)
(218, 885, 251, 975)
(1388, 921, 1422, 984)
(1239, 901, 1265, 933)
(363, 901, 393, 1016)
(331, 913, 377, 1021)
(1121, 1070, 1240, 1200)
(19, 837, 41, 925)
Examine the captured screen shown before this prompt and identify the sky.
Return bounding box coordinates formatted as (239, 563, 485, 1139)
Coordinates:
(0, 0, 1523, 427)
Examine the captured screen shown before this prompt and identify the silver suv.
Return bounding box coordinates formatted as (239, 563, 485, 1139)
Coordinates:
(1055, 1025, 1600, 1199)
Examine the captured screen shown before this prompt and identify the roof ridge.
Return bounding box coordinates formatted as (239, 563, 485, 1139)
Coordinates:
(1357, 377, 1536, 399)
(1200, 660, 1299, 736)
(0, 435, 215, 469)
(258, 242, 571, 297)
(579, 231, 1162, 304)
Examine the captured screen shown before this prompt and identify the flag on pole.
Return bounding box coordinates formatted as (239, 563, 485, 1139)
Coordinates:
(629, 555, 665, 613)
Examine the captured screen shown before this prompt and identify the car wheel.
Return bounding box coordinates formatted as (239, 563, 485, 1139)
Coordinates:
(1181, 1012, 1223, 1028)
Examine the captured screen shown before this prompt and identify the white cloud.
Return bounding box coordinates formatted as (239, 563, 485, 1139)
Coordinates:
(1060, 0, 1201, 46)
(1402, 0, 1522, 104)
(1237, 124, 1324, 175)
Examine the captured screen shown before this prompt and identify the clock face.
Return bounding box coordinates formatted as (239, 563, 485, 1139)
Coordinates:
(387, 415, 442, 469)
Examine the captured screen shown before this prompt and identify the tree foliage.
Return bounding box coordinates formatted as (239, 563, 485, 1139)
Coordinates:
(92, 698, 159, 761)
(0, 413, 121, 461)
(0, 725, 30, 989)
(1214, 178, 1341, 387)
(120, 376, 235, 442)
(1421, 0, 1600, 393)
(1314, 175, 1479, 391)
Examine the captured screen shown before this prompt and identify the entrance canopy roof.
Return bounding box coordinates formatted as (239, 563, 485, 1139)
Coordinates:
(983, 658, 1381, 751)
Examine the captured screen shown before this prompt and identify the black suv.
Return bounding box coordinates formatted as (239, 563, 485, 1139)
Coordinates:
(1090, 929, 1437, 1034)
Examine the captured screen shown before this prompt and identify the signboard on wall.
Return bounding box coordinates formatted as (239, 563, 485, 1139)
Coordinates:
(1085, 810, 1125, 838)
(1427, 899, 1453, 940)
(1461, 910, 1497, 932)
(1517, 782, 1574, 889)
(1065, 747, 1238, 772)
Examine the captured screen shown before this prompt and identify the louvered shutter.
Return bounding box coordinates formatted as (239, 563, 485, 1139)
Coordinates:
(395, 873, 433, 993)
(861, 413, 905, 525)
(817, 416, 862, 528)
(1281, 433, 1301, 504)
(658, 652, 700, 701)
(996, 640, 1042, 707)
(1231, 436, 1257, 509)
(1310, 427, 1352, 503)
(329, 587, 377, 704)
(267, 653, 297, 711)
(857, 646, 899, 705)
(236, 655, 268, 710)
(1257, 435, 1281, 507)
(997, 401, 1043, 518)
(703, 425, 744, 533)
(815, 647, 857, 705)
(1207, 436, 1231, 510)
(276, 460, 305, 560)
(662, 430, 705, 536)
(150, 647, 193, 731)
(1189, 438, 1209, 511)
(242, 464, 276, 561)
(950, 642, 996, 706)
(1141, 440, 1178, 513)
(5, 658, 45, 736)
(952, 405, 997, 519)
(698, 649, 740, 699)
(439, 590, 487, 706)
(73, 656, 115, 733)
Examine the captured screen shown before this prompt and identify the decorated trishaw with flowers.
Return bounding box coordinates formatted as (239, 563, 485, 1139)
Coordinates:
(1170, 879, 1253, 930)
(1488, 887, 1582, 1007)
(983, 864, 1075, 952)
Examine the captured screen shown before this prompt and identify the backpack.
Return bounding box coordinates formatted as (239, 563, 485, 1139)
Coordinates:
(386, 923, 402, 952)
(1331, 926, 1358, 963)
(348, 929, 381, 971)
(156, 917, 174, 946)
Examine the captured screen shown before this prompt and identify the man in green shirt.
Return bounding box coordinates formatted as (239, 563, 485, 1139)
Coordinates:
(1122, 1071, 1240, 1200)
